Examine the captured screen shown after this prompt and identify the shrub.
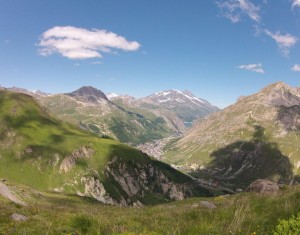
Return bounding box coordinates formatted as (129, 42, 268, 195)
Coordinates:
(274, 213, 300, 235)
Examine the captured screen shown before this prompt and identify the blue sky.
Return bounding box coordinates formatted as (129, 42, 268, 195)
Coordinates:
(1, 0, 300, 108)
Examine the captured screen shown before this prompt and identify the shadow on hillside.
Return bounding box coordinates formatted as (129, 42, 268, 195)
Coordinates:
(191, 125, 294, 189)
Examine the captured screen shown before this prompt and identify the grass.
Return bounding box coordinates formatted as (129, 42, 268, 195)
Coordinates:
(1, 182, 300, 234)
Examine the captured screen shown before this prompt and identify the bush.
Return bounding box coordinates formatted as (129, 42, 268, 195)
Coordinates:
(274, 213, 300, 235)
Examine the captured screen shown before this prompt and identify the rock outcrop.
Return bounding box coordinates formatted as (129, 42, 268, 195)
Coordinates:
(11, 214, 28, 222)
(102, 156, 196, 205)
(80, 176, 116, 205)
(0, 182, 26, 206)
(59, 146, 94, 173)
(247, 179, 279, 194)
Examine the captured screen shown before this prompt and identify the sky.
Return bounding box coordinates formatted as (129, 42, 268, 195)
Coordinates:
(1, 0, 300, 108)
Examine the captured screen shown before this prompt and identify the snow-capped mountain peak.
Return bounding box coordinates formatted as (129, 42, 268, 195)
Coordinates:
(138, 89, 219, 127)
(151, 89, 208, 107)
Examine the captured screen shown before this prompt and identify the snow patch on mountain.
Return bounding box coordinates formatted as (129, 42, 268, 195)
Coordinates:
(106, 93, 119, 99)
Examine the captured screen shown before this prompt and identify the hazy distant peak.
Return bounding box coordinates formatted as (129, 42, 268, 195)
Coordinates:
(67, 86, 108, 103)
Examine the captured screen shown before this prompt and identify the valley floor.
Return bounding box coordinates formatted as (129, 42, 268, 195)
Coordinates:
(1, 181, 300, 234)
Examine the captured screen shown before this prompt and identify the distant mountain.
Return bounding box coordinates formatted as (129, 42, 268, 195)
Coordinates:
(0, 90, 212, 206)
(67, 86, 108, 103)
(6, 87, 51, 98)
(39, 86, 179, 145)
(9, 85, 219, 146)
(164, 82, 300, 189)
(137, 89, 219, 127)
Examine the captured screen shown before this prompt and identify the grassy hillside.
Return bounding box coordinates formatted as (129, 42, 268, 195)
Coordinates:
(1, 180, 300, 234)
(0, 90, 211, 206)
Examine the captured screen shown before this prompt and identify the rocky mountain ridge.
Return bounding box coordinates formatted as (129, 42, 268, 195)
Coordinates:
(35, 86, 218, 145)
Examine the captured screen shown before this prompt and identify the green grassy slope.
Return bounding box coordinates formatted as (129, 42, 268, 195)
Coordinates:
(1, 180, 300, 234)
(0, 91, 211, 205)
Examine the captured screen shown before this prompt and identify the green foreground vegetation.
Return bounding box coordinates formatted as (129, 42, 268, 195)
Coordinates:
(1, 183, 300, 234)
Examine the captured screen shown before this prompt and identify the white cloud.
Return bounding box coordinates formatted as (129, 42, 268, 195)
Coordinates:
(291, 64, 300, 72)
(216, 0, 261, 23)
(264, 30, 297, 56)
(237, 63, 265, 73)
(38, 26, 141, 59)
(292, 0, 300, 8)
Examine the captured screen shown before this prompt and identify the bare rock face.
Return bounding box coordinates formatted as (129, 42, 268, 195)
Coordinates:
(247, 179, 279, 194)
(104, 156, 193, 205)
(77, 156, 195, 206)
(59, 146, 94, 173)
(80, 176, 116, 205)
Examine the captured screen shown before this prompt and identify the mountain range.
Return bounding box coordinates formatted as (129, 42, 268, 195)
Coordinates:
(4, 82, 300, 192)
(10, 86, 218, 145)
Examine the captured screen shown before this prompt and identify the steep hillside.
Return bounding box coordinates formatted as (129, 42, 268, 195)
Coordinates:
(136, 89, 219, 127)
(38, 86, 177, 145)
(164, 82, 300, 189)
(0, 90, 212, 206)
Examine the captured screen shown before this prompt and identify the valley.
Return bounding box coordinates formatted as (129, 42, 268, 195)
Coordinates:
(0, 90, 215, 207)
(1, 82, 300, 234)
(4, 82, 300, 192)
(2, 1, 300, 234)
(36, 87, 218, 146)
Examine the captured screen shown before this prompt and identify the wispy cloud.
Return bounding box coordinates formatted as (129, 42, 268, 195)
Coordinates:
(264, 30, 297, 56)
(291, 64, 300, 72)
(91, 61, 102, 65)
(38, 26, 141, 60)
(292, 0, 300, 9)
(216, 0, 261, 23)
(237, 63, 265, 73)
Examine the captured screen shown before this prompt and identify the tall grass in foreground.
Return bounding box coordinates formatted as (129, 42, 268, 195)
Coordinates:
(1, 185, 300, 234)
